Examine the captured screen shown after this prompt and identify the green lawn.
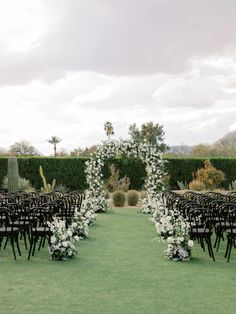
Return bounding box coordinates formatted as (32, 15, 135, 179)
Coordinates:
(1, 207, 236, 314)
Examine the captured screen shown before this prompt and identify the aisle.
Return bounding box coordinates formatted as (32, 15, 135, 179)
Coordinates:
(77, 207, 162, 313)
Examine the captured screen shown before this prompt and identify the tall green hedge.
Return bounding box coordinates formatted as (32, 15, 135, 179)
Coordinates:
(0, 157, 235, 191)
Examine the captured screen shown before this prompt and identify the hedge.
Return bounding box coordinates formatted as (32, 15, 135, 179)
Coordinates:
(0, 157, 235, 191)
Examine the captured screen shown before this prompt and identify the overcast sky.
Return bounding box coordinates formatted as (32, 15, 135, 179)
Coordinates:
(1, 0, 236, 155)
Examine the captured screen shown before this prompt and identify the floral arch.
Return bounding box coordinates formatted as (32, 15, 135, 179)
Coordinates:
(84, 139, 166, 213)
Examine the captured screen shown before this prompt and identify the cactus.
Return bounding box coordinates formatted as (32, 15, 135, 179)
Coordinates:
(39, 165, 56, 193)
(8, 156, 19, 193)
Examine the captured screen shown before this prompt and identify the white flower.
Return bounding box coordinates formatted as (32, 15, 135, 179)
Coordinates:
(51, 236, 57, 244)
(74, 235, 80, 242)
(67, 230, 72, 237)
(62, 241, 69, 247)
(188, 240, 194, 248)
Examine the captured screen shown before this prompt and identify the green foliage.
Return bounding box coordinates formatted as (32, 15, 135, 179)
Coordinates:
(229, 180, 236, 190)
(189, 160, 225, 191)
(104, 121, 114, 140)
(9, 140, 40, 156)
(127, 190, 139, 206)
(177, 180, 188, 190)
(129, 121, 168, 152)
(106, 164, 130, 192)
(2, 176, 34, 192)
(70, 145, 99, 157)
(112, 191, 126, 207)
(39, 165, 56, 192)
(0, 157, 236, 192)
(7, 156, 19, 193)
(47, 136, 61, 157)
(55, 183, 69, 193)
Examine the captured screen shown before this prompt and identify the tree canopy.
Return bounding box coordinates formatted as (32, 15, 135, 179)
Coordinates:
(128, 121, 168, 152)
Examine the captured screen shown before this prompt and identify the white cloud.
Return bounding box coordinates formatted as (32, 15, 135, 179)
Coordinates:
(0, 1, 236, 152)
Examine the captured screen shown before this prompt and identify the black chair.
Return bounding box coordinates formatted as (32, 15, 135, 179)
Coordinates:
(27, 207, 53, 260)
(7, 203, 31, 250)
(214, 203, 236, 251)
(224, 208, 236, 262)
(0, 207, 21, 260)
(188, 208, 215, 261)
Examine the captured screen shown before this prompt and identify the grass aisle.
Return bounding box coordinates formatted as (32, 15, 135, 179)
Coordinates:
(1, 207, 236, 313)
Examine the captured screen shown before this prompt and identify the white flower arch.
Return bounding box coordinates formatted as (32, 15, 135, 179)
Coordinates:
(84, 139, 166, 213)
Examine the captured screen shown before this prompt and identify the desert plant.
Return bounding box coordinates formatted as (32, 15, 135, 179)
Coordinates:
(39, 165, 56, 192)
(189, 160, 225, 191)
(112, 191, 126, 207)
(127, 190, 139, 206)
(106, 164, 130, 192)
(188, 179, 206, 191)
(229, 180, 236, 190)
(2, 176, 34, 192)
(177, 180, 188, 190)
(7, 156, 19, 193)
(55, 183, 69, 193)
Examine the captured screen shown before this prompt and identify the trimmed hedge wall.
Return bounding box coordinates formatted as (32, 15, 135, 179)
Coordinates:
(0, 157, 235, 191)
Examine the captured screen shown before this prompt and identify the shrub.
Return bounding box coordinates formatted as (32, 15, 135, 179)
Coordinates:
(177, 180, 188, 190)
(140, 190, 147, 199)
(188, 179, 206, 191)
(112, 191, 126, 207)
(127, 190, 139, 206)
(2, 176, 35, 192)
(106, 164, 130, 192)
(189, 160, 225, 190)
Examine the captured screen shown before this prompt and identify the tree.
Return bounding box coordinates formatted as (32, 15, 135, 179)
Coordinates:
(104, 121, 114, 141)
(70, 145, 99, 157)
(47, 136, 61, 157)
(9, 140, 40, 156)
(128, 121, 168, 152)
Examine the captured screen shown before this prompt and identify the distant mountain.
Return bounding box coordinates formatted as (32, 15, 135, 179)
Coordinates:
(215, 130, 236, 149)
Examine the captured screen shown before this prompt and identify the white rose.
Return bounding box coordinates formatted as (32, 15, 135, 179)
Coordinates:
(67, 230, 72, 237)
(74, 235, 80, 242)
(62, 241, 68, 247)
(188, 240, 194, 248)
(50, 236, 57, 244)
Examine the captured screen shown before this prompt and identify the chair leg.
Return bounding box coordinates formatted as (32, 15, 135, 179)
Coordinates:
(15, 234, 22, 256)
(225, 237, 230, 258)
(4, 237, 8, 249)
(10, 236, 17, 260)
(206, 237, 215, 262)
(227, 238, 233, 263)
(32, 236, 38, 256)
(23, 232, 28, 250)
(28, 235, 34, 260)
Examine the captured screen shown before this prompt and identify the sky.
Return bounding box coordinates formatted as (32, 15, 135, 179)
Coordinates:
(0, 0, 236, 155)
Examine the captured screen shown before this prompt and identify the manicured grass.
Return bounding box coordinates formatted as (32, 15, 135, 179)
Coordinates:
(1, 207, 236, 314)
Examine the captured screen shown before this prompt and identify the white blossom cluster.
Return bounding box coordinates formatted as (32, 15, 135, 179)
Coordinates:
(154, 198, 194, 262)
(48, 217, 80, 261)
(84, 139, 166, 214)
(71, 211, 89, 239)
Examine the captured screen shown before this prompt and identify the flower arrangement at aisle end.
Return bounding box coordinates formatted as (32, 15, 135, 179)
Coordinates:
(155, 200, 194, 262)
(164, 214, 194, 262)
(71, 211, 89, 239)
(48, 218, 80, 261)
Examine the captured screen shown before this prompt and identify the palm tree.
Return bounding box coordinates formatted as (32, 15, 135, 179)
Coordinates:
(47, 136, 61, 157)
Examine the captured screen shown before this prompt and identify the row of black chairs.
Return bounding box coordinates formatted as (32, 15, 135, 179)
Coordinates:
(163, 191, 236, 262)
(0, 191, 85, 260)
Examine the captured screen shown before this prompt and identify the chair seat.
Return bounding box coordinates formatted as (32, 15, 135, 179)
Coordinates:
(9, 221, 30, 226)
(191, 227, 212, 235)
(0, 227, 19, 233)
(32, 227, 51, 235)
(225, 229, 236, 236)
